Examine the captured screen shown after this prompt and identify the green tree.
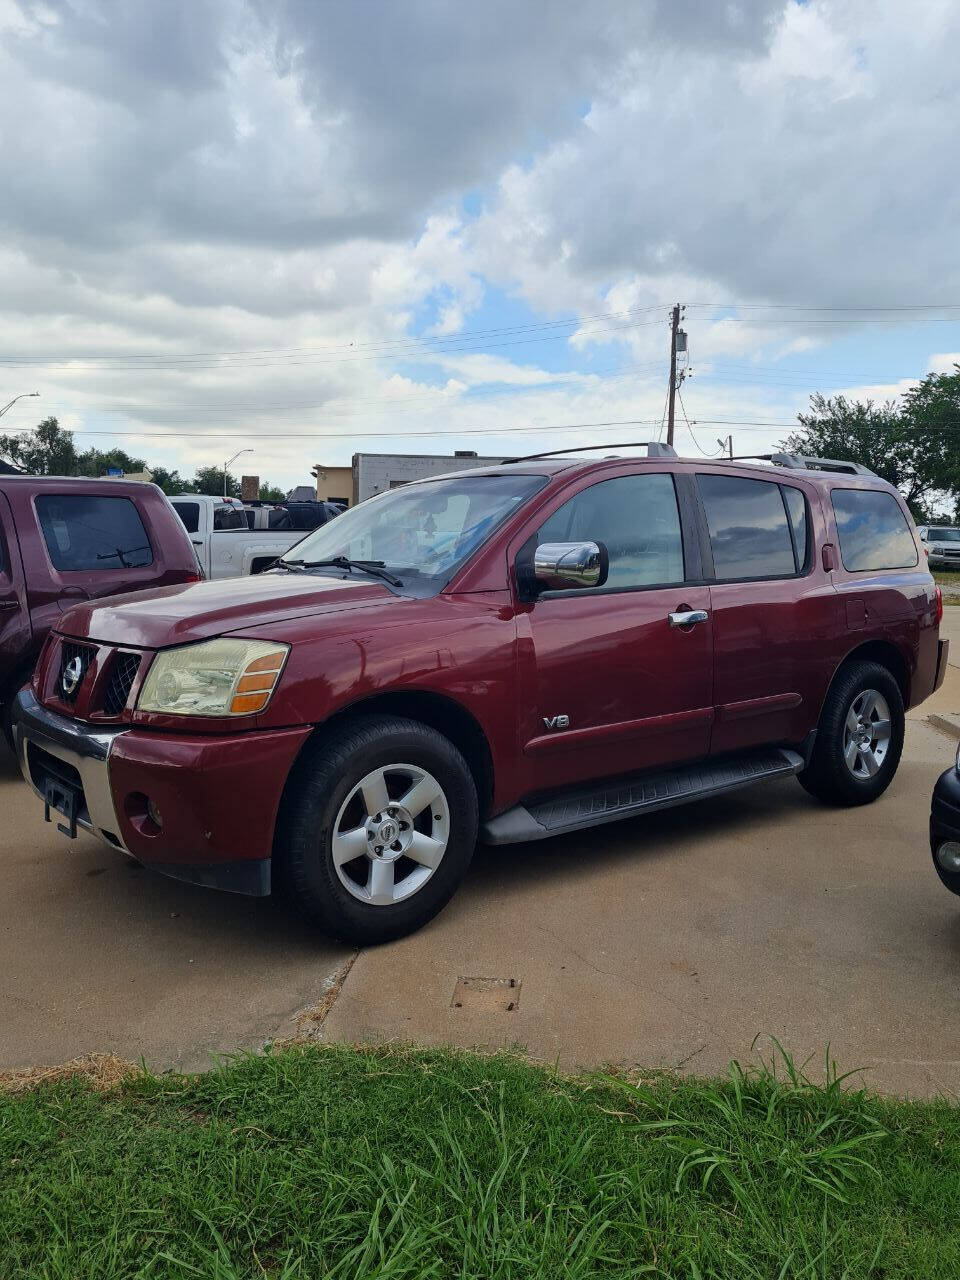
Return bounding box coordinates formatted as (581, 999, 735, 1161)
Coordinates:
(148, 465, 188, 495)
(0, 416, 78, 475)
(781, 369, 960, 519)
(191, 465, 240, 498)
(74, 446, 149, 478)
(259, 482, 287, 502)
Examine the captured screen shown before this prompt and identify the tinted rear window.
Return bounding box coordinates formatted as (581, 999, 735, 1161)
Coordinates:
(698, 474, 796, 579)
(36, 495, 153, 571)
(831, 488, 918, 571)
(172, 501, 200, 533)
(213, 505, 247, 531)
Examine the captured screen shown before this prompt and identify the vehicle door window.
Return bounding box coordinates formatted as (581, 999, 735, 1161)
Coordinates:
(781, 484, 809, 573)
(831, 488, 918, 571)
(213, 505, 247, 531)
(35, 495, 153, 571)
(698, 474, 796, 580)
(536, 473, 684, 589)
(171, 501, 200, 533)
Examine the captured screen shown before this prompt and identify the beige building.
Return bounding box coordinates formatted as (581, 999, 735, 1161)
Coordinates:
(313, 451, 502, 507)
(311, 464, 353, 506)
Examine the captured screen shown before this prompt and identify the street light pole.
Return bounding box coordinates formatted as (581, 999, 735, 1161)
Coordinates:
(223, 448, 253, 497)
(0, 391, 40, 420)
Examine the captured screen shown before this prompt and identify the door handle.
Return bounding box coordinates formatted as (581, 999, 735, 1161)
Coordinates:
(669, 609, 709, 628)
(0, 600, 18, 610)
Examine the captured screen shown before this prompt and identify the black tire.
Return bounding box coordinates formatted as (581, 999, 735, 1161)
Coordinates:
(277, 714, 478, 945)
(799, 660, 904, 806)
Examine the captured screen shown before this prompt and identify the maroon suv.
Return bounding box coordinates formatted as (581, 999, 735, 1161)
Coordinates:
(12, 446, 947, 944)
(1, 476, 200, 740)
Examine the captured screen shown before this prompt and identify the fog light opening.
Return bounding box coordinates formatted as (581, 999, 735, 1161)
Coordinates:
(936, 841, 960, 873)
(124, 791, 163, 837)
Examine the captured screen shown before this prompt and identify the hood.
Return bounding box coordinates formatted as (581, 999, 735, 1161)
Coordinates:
(57, 572, 392, 649)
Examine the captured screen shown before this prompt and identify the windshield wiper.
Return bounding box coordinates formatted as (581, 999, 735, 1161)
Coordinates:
(273, 558, 305, 572)
(292, 556, 403, 588)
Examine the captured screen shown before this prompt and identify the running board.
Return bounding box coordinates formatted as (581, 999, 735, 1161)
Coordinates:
(482, 747, 805, 845)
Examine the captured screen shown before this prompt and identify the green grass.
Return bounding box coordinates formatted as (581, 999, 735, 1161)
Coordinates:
(3, 1043, 960, 1278)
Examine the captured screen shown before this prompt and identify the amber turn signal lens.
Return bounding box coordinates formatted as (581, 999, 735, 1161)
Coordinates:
(246, 652, 286, 674)
(230, 691, 272, 714)
(236, 672, 277, 694)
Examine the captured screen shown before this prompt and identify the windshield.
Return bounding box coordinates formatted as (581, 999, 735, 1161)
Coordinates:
(928, 528, 960, 542)
(279, 472, 546, 594)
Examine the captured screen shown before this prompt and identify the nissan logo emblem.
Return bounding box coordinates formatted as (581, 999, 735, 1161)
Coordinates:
(61, 656, 84, 697)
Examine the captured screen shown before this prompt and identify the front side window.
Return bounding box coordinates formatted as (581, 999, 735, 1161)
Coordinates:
(698, 474, 796, 580)
(36, 495, 153, 571)
(536, 472, 684, 590)
(831, 488, 918, 571)
(280, 472, 547, 595)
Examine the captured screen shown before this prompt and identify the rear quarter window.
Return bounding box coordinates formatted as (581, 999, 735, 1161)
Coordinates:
(35, 494, 153, 571)
(172, 501, 200, 533)
(831, 488, 918, 572)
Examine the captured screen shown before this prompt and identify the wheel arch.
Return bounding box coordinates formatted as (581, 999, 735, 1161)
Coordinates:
(822, 639, 910, 720)
(301, 689, 495, 819)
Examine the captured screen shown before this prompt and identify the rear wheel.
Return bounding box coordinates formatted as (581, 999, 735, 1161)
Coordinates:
(277, 715, 478, 944)
(799, 660, 904, 806)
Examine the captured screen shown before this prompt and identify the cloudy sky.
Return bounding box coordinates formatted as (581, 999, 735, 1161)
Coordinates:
(1, 0, 958, 490)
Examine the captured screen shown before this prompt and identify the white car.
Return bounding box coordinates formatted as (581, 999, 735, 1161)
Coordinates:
(918, 525, 960, 569)
(168, 494, 307, 578)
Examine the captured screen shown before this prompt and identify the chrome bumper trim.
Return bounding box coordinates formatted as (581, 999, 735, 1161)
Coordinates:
(12, 689, 129, 850)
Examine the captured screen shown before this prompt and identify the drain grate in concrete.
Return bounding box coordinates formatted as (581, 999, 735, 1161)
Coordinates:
(452, 976, 521, 1012)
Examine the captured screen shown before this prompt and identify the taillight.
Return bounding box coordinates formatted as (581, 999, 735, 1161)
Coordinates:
(936, 584, 944, 623)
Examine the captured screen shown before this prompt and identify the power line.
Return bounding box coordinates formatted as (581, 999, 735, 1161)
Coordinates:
(677, 390, 722, 457)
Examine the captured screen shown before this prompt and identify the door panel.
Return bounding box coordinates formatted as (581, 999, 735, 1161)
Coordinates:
(522, 586, 713, 791)
(695, 472, 838, 753)
(709, 578, 837, 752)
(515, 469, 714, 794)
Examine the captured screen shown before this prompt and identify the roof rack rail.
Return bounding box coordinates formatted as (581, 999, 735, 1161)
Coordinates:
(730, 452, 876, 477)
(502, 441, 678, 465)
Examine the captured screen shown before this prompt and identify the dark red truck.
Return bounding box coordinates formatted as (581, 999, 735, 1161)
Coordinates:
(12, 446, 947, 944)
(0, 476, 200, 740)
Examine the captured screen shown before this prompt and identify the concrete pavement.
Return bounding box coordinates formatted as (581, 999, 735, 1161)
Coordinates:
(319, 622, 960, 1097)
(0, 747, 351, 1072)
(3, 610, 960, 1092)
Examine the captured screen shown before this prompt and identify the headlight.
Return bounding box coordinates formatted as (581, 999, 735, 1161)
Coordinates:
(137, 639, 289, 717)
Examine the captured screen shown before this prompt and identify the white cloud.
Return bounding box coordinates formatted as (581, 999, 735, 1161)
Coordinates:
(0, 0, 957, 487)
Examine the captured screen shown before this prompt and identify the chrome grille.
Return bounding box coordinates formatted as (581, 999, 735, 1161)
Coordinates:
(58, 641, 95, 704)
(103, 651, 141, 716)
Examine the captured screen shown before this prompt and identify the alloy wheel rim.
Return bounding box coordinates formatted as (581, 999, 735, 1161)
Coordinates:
(331, 763, 450, 905)
(842, 688, 892, 779)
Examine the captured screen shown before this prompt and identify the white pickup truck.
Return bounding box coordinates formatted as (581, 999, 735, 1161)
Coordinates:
(168, 494, 306, 579)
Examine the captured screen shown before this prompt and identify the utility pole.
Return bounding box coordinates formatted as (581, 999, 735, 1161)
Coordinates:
(716, 434, 733, 459)
(666, 305, 680, 447)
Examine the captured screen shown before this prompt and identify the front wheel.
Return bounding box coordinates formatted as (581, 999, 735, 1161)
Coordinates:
(277, 715, 478, 944)
(799, 660, 904, 806)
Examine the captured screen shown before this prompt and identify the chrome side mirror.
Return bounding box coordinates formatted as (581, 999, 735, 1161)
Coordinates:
(533, 541, 608, 590)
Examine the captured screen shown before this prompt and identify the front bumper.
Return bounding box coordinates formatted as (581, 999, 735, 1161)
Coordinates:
(930, 764, 960, 893)
(12, 689, 312, 896)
